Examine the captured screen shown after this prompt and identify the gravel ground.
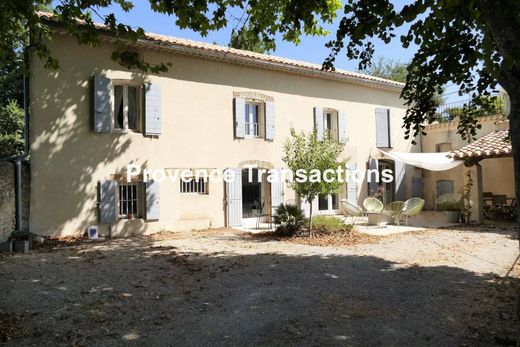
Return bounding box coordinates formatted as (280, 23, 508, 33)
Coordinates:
(0, 226, 519, 346)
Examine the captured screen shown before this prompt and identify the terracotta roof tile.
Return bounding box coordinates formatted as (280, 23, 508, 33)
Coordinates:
(37, 12, 404, 91)
(448, 130, 511, 160)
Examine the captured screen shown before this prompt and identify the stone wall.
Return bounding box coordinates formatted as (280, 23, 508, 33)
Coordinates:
(0, 161, 30, 242)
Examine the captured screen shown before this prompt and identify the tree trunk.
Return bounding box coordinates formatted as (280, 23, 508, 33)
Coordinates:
(308, 197, 313, 237)
(508, 93, 520, 242)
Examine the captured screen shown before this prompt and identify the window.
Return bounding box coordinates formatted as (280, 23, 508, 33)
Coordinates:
(180, 178, 209, 194)
(244, 101, 264, 137)
(318, 193, 340, 212)
(113, 83, 141, 132)
(118, 182, 143, 218)
(323, 110, 339, 142)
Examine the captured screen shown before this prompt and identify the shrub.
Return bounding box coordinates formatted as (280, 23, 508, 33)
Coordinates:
(308, 215, 353, 236)
(273, 203, 306, 237)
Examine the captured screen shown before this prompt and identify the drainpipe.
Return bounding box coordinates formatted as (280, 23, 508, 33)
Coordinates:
(0, 44, 33, 233)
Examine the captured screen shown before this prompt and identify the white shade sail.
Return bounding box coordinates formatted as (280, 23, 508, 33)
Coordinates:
(377, 149, 463, 171)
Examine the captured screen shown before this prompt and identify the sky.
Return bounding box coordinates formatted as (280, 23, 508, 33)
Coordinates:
(52, 0, 463, 103)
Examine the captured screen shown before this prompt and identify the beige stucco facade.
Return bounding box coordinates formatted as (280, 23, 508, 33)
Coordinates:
(29, 33, 418, 237)
(420, 115, 513, 215)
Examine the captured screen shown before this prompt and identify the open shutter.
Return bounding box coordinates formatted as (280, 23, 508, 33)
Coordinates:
(234, 97, 246, 138)
(270, 169, 284, 215)
(225, 168, 242, 226)
(300, 196, 318, 218)
(98, 180, 116, 224)
(338, 110, 346, 143)
(145, 83, 161, 136)
(394, 160, 406, 201)
(367, 158, 379, 196)
(265, 100, 275, 140)
(375, 108, 391, 147)
(145, 180, 160, 220)
(93, 74, 112, 133)
(314, 107, 324, 141)
(412, 176, 424, 198)
(346, 162, 358, 203)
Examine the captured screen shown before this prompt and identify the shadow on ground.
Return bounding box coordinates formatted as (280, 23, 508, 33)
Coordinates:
(0, 237, 518, 346)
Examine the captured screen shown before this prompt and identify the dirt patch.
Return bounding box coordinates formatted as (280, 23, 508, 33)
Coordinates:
(247, 230, 382, 247)
(0, 313, 32, 343)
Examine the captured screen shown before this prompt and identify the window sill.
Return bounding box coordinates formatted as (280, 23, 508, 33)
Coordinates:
(111, 129, 142, 135)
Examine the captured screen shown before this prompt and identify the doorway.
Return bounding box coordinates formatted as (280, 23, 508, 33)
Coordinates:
(378, 160, 395, 205)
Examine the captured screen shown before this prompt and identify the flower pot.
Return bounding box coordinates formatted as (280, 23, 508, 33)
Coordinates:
(443, 210, 460, 223)
(13, 240, 29, 253)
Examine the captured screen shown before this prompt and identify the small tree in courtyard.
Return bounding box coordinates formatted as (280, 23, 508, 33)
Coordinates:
(283, 129, 345, 236)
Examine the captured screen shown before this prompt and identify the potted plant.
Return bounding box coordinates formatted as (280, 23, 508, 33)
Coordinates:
(436, 193, 463, 223)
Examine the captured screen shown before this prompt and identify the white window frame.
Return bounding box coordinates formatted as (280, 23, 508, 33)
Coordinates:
(112, 80, 142, 133)
(244, 100, 264, 138)
(317, 193, 340, 214)
(323, 109, 339, 142)
(180, 177, 209, 194)
(118, 181, 143, 219)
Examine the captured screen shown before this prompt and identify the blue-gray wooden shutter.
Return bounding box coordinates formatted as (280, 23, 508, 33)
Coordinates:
(367, 158, 379, 196)
(145, 180, 160, 220)
(338, 110, 346, 143)
(270, 169, 284, 215)
(225, 168, 242, 226)
(314, 107, 324, 141)
(98, 180, 116, 224)
(412, 177, 424, 198)
(346, 162, 358, 203)
(145, 83, 161, 136)
(93, 73, 112, 132)
(265, 101, 275, 140)
(436, 180, 454, 198)
(233, 97, 246, 138)
(375, 108, 391, 147)
(394, 160, 406, 200)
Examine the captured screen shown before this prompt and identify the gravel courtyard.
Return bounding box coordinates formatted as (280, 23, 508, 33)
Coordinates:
(1, 226, 519, 346)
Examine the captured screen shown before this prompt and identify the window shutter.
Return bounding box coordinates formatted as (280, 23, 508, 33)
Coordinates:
(375, 108, 391, 147)
(145, 83, 161, 136)
(367, 158, 379, 196)
(270, 169, 284, 215)
(436, 180, 454, 198)
(346, 162, 358, 203)
(225, 168, 243, 226)
(338, 110, 346, 143)
(314, 107, 324, 140)
(265, 101, 275, 141)
(145, 180, 160, 220)
(233, 98, 246, 138)
(93, 74, 112, 133)
(412, 177, 424, 198)
(394, 160, 406, 201)
(98, 180, 116, 224)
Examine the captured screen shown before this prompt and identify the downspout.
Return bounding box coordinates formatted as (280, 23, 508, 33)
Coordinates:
(0, 44, 33, 233)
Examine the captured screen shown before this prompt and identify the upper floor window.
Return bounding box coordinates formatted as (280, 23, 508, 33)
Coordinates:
(245, 101, 264, 138)
(323, 110, 339, 142)
(113, 82, 141, 132)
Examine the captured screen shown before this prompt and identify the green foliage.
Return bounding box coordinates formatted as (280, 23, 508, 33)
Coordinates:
(308, 215, 353, 235)
(273, 203, 306, 237)
(0, 100, 24, 156)
(229, 26, 271, 53)
(323, 0, 520, 144)
(360, 57, 408, 83)
(282, 128, 346, 234)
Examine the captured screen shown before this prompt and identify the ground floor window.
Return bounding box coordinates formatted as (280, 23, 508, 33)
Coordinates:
(318, 193, 339, 212)
(180, 178, 208, 194)
(119, 182, 143, 218)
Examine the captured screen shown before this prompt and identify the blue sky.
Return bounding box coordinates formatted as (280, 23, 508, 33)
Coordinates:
(52, 0, 463, 102)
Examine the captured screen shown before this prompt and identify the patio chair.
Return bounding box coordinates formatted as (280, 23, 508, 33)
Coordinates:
(340, 199, 366, 226)
(254, 200, 271, 229)
(363, 197, 384, 225)
(435, 193, 462, 211)
(399, 198, 425, 226)
(382, 201, 405, 224)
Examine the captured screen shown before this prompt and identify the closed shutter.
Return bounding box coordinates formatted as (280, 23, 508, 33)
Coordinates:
(93, 73, 112, 133)
(234, 97, 246, 138)
(436, 180, 454, 198)
(300, 196, 318, 218)
(394, 160, 406, 200)
(225, 168, 242, 226)
(270, 169, 284, 215)
(367, 158, 379, 196)
(375, 108, 390, 147)
(98, 180, 116, 224)
(145, 180, 160, 220)
(265, 101, 275, 141)
(346, 162, 358, 203)
(314, 107, 324, 141)
(412, 177, 424, 198)
(145, 83, 162, 136)
(338, 110, 346, 144)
